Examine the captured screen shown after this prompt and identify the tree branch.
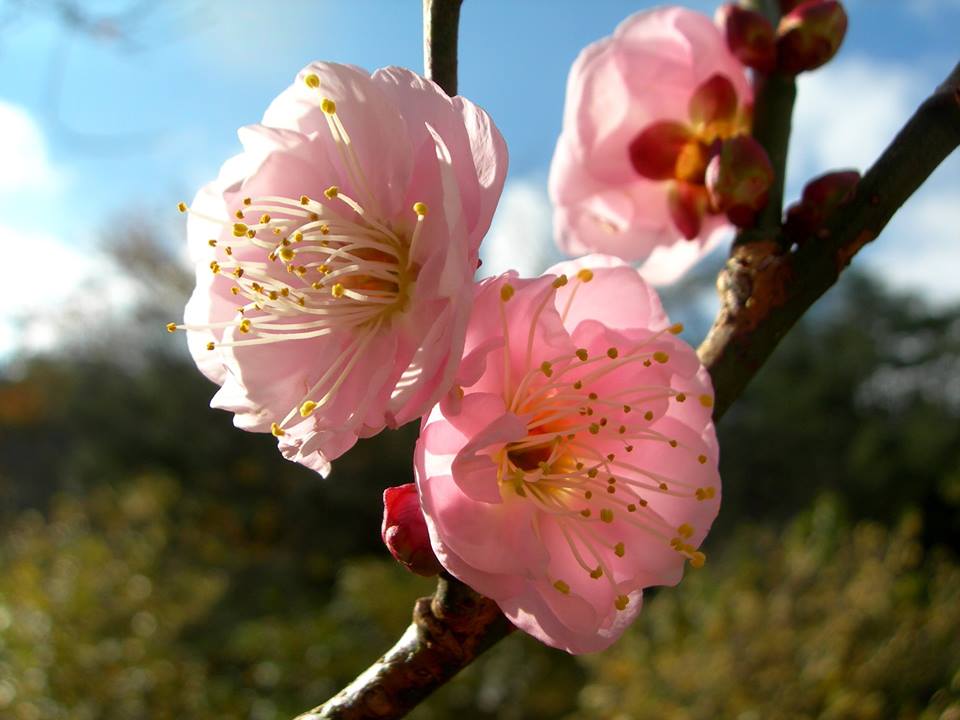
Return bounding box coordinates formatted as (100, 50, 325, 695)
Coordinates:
(423, 0, 463, 97)
(699, 60, 960, 418)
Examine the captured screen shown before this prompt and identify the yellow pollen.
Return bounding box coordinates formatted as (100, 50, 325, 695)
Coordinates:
(575, 348, 588, 361)
(235, 210, 245, 219)
(239, 319, 252, 333)
(540, 361, 553, 377)
(225, 247, 233, 255)
(300, 401, 318, 417)
(676, 393, 687, 402)
(689, 552, 706, 568)
(577, 268, 594, 282)
(324, 185, 339, 199)
(270, 423, 285, 437)
(242, 197, 252, 206)
(321, 97, 337, 114)
(644, 411, 654, 421)
(279, 247, 295, 262)
(590, 567, 603, 579)
(614, 542, 625, 557)
(653, 351, 669, 364)
(304, 73, 320, 88)
(413, 201, 429, 216)
(233, 268, 244, 278)
(552, 274, 568, 288)
(259, 213, 271, 224)
(210, 261, 220, 274)
(206, 341, 215, 351)
(207, 239, 217, 247)
(500, 284, 515, 302)
(699, 394, 714, 408)
(600, 508, 614, 523)
(320, 225, 330, 235)
(553, 580, 570, 594)
(669, 322, 684, 335)
(232, 223, 248, 237)
(165, 322, 177, 333)
(331, 283, 345, 298)
(292, 231, 304, 243)
(300, 195, 310, 205)
(678, 523, 694, 538)
(607, 347, 618, 359)
(177, 201, 188, 213)
(230, 287, 240, 295)
(615, 595, 629, 611)
(247, 229, 256, 238)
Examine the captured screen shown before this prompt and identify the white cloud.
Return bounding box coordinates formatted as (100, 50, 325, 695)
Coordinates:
(480, 177, 560, 278)
(0, 101, 60, 192)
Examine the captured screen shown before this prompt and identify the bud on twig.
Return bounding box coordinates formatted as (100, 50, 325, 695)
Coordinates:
(716, 4, 777, 74)
(784, 169, 860, 242)
(705, 135, 774, 228)
(381, 483, 441, 577)
(777, 0, 848, 75)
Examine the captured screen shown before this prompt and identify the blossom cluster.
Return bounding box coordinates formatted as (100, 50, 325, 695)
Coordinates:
(170, 3, 846, 652)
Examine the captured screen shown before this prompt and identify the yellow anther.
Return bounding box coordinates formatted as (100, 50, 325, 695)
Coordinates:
(653, 351, 669, 364)
(588, 423, 600, 435)
(600, 508, 614, 524)
(246, 229, 256, 238)
(659, 482, 669, 491)
(304, 73, 320, 89)
(311, 282, 323, 290)
(553, 580, 570, 594)
(607, 347, 619, 359)
(209, 261, 220, 274)
(324, 185, 339, 199)
(668, 322, 684, 335)
(644, 411, 654, 421)
(239, 319, 252, 333)
(580, 508, 591, 518)
(699, 394, 714, 408)
(331, 283, 345, 298)
(259, 213, 271, 224)
(689, 551, 706, 568)
(669, 439, 678, 448)
(587, 468, 598, 478)
(206, 341, 215, 351)
(589, 567, 603, 579)
(675, 392, 687, 402)
(320, 225, 330, 235)
(292, 231, 304, 243)
(207, 239, 217, 247)
(235, 209, 245, 219)
(552, 274, 568, 288)
(165, 322, 177, 333)
(230, 287, 240, 295)
(540, 361, 553, 377)
(233, 268, 244, 278)
(500, 284, 515, 302)
(232, 223, 248, 237)
(614, 542, 625, 557)
(577, 268, 594, 282)
(300, 401, 318, 417)
(270, 422, 286, 437)
(225, 246, 233, 255)
(678, 523, 694, 538)
(587, 392, 598, 400)
(573, 380, 583, 390)
(575, 348, 588, 361)
(242, 197, 252, 205)
(615, 595, 629, 611)
(177, 201, 188, 213)
(413, 201, 429, 217)
(279, 247, 295, 262)
(321, 97, 337, 114)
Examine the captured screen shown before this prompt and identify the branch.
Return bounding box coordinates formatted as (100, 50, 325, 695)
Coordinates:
(699, 61, 960, 418)
(423, 0, 463, 96)
(294, 574, 513, 719)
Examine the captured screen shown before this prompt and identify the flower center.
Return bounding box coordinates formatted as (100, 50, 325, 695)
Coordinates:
(492, 272, 717, 612)
(170, 76, 431, 435)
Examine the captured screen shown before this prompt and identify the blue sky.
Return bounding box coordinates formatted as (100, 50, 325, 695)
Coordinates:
(1, 0, 958, 355)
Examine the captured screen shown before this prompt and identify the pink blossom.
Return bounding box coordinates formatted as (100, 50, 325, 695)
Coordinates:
(415, 255, 721, 653)
(171, 63, 507, 476)
(549, 7, 752, 284)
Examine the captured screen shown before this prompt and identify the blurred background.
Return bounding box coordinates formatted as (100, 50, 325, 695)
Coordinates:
(1, 1, 959, 718)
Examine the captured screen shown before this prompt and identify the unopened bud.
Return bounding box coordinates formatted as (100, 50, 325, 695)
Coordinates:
(381, 483, 441, 577)
(777, 0, 848, 75)
(715, 4, 777, 74)
(784, 169, 860, 242)
(704, 135, 774, 228)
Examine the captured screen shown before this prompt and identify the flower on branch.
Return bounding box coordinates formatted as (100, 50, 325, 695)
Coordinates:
(382, 483, 442, 577)
(415, 255, 721, 654)
(170, 62, 508, 476)
(549, 7, 752, 284)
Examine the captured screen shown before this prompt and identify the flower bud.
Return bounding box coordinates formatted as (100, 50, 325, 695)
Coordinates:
(704, 135, 774, 228)
(784, 169, 860, 241)
(715, 4, 777, 74)
(381, 483, 441, 577)
(777, 0, 848, 75)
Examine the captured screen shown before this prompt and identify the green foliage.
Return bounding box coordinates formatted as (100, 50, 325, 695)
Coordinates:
(576, 499, 960, 720)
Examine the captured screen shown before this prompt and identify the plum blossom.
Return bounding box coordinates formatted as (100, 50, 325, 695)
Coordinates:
(549, 7, 753, 283)
(415, 255, 721, 653)
(170, 62, 507, 476)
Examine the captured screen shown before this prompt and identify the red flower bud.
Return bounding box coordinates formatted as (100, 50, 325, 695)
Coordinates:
(784, 169, 860, 241)
(715, 4, 777, 74)
(704, 135, 774, 228)
(777, 0, 848, 75)
(381, 483, 441, 577)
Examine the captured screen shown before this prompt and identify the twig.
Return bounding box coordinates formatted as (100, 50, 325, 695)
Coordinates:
(699, 61, 960, 418)
(423, 0, 463, 96)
